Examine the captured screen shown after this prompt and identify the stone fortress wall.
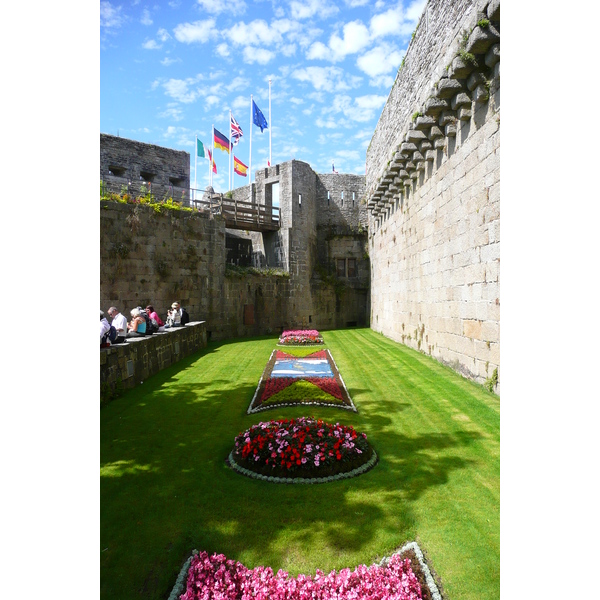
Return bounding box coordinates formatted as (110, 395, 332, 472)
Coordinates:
(100, 158, 369, 340)
(100, 134, 190, 204)
(365, 0, 500, 387)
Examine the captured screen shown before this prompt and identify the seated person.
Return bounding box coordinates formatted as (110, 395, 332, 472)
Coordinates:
(100, 310, 111, 348)
(108, 306, 128, 343)
(165, 302, 182, 328)
(165, 301, 190, 327)
(146, 305, 164, 328)
(126, 307, 147, 338)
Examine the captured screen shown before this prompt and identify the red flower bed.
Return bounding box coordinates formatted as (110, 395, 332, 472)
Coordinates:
(261, 377, 343, 402)
(231, 417, 373, 479)
(278, 329, 324, 345)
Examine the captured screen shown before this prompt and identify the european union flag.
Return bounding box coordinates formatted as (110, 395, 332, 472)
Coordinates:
(252, 99, 268, 132)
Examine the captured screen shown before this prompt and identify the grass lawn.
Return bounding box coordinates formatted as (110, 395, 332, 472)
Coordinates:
(100, 328, 499, 599)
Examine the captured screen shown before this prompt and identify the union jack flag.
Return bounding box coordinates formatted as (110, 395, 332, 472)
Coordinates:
(230, 113, 243, 146)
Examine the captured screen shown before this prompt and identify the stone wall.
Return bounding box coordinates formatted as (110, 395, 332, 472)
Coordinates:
(100, 321, 207, 400)
(100, 134, 190, 205)
(365, 0, 500, 389)
(100, 200, 225, 332)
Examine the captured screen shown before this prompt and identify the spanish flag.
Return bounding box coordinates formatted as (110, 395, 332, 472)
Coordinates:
(234, 156, 248, 177)
(214, 128, 230, 153)
(207, 148, 217, 174)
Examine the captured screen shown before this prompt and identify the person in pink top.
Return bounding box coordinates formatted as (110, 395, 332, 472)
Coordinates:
(145, 305, 164, 327)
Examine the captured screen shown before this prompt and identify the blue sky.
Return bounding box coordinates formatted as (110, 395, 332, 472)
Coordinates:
(100, 0, 427, 192)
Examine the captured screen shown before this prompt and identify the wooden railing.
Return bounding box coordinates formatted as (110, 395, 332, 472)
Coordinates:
(191, 194, 281, 232)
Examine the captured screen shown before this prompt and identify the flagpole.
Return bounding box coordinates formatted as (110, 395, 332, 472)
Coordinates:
(249, 95, 253, 187)
(211, 125, 215, 189)
(228, 110, 232, 192)
(269, 79, 272, 167)
(194, 136, 198, 204)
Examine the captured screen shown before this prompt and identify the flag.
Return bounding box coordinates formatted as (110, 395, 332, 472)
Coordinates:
(197, 139, 206, 158)
(252, 99, 268, 132)
(230, 114, 243, 145)
(234, 156, 248, 177)
(332, 163, 338, 174)
(214, 128, 230, 153)
(207, 148, 217, 174)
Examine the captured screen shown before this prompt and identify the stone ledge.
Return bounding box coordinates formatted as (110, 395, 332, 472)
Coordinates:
(100, 321, 207, 402)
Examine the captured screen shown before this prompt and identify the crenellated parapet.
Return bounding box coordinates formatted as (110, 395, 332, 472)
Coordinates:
(366, 0, 500, 221)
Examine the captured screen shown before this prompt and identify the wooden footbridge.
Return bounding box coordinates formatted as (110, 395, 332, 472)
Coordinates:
(191, 194, 280, 232)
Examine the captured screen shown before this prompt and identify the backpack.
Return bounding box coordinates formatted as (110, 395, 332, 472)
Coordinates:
(139, 309, 153, 334)
(149, 317, 159, 333)
(102, 325, 118, 346)
(180, 307, 190, 325)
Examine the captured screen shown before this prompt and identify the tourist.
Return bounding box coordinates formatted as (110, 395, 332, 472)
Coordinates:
(126, 307, 147, 338)
(146, 305, 164, 328)
(165, 301, 189, 327)
(100, 310, 111, 347)
(108, 306, 128, 344)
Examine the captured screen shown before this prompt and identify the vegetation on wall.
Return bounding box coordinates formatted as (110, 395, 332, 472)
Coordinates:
(101, 182, 193, 215)
(225, 264, 289, 278)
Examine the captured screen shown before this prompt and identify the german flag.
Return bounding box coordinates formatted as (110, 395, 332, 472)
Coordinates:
(213, 128, 230, 153)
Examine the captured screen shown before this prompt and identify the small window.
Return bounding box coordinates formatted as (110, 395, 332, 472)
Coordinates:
(298, 193, 302, 206)
(347, 258, 357, 277)
(140, 171, 155, 182)
(336, 259, 346, 277)
(353, 191, 355, 207)
(341, 191, 344, 207)
(327, 191, 330, 206)
(108, 165, 126, 177)
(169, 176, 184, 186)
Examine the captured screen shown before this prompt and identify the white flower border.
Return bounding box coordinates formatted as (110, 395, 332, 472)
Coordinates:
(169, 540, 442, 600)
(247, 349, 357, 414)
(227, 447, 378, 484)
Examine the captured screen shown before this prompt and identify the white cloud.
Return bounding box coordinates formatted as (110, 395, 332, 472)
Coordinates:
(173, 19, 218, 44)
(159, 105, 184, 121)
(157, 28, 171, 42)
(370, 6, 405, 38)
(356, 43, 403, 79)
(343, 0, 369, 6)
(329, 94, 387, 123)
(292, 66, 354, 91)
(232, 95, 249, 111)
(100, 1, 124, 28)
(406, 0, 427, 22)
(215, 43, 230, 57)
(328, 20, 370, 61)
(160, 56, 181, 66)
(243, 47, 275, 65)
(227, 77, 250, 92)
(205, 95, 221, 109)
(226, 19, 283, 47)
(141, 9, 153, 26)
(196, 0, 247, 15)
(143, 39, 161, 50)
(163, 78, 200, 103)
(315, 117, 338, 129)
(306, 41, 328, 60)
(289, 0, 338, 20)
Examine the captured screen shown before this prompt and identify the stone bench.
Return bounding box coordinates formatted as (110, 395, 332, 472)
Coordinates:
(100, 321, 207, 402)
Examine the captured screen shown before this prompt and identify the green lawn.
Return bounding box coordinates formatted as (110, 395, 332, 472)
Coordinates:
(100, 328, 499, 599)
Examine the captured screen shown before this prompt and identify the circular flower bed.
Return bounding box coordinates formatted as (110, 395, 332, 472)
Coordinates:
(278, 329, 324, 345)
(228, 417, 376, 483)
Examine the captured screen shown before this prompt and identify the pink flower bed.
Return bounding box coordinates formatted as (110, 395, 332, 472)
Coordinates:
(279, 330, 324, 345)
(180, 550, 423, 600)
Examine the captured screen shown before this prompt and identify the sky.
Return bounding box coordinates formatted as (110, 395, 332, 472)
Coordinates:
(100, 0, 427, 193)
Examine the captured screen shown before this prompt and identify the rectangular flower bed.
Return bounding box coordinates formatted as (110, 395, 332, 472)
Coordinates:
(247, 349, 357, 414)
